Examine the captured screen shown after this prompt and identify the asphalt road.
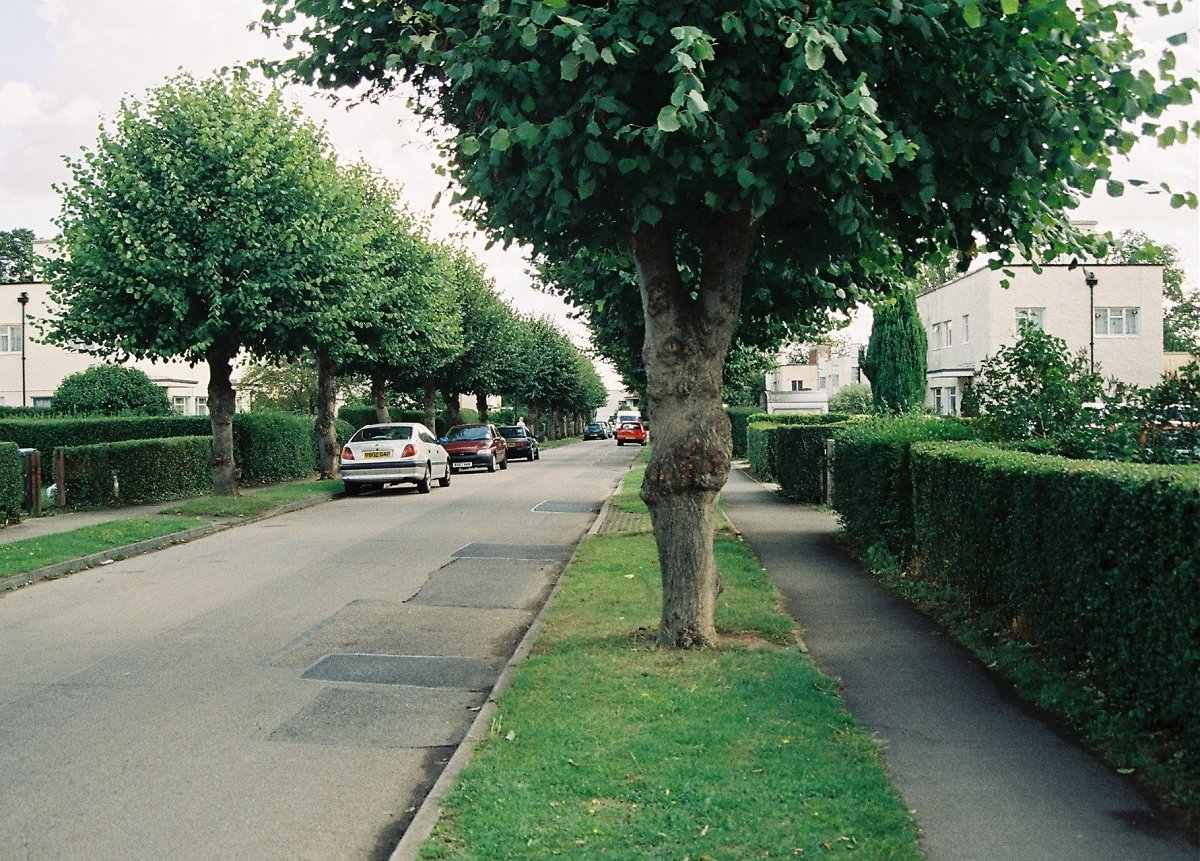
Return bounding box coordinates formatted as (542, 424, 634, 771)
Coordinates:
(0, 440, 639, 861)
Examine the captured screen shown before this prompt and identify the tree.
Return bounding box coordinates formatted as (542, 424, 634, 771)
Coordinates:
(0, 229, 36, 284)
(46, 72, 356, 495)
(970, 326, 1103, 440)
(263, 0, 1194, 647)
(52, 364, 172, 416)
(722, 342, 775, 408)
(860, 290, 928, 413)
(1101, 230, 1197, 355)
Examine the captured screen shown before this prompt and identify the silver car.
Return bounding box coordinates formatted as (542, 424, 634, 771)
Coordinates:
(340, 422, 450, 496)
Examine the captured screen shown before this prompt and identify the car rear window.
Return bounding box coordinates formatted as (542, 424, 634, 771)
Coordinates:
(446, 426, 490, 441)
(355, 425, 413, 442)
(498, 426, 526, 438)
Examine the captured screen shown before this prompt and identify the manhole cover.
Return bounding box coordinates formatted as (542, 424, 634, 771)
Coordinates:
(532, 500, 603, 513)
(301, 653, 503, 690)
(452, 543, 569, 560)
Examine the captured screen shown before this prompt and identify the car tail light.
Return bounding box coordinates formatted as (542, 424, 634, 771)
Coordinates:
(341, 446, 354, 461)
(401, 443, 416, 458)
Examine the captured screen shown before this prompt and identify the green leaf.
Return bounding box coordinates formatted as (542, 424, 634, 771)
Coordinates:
(686, 90, 709, 115)
(491, 128, 511, 151)
(560, 53, 582, 81)
(963, 2, 983, 27)
(656, 106, 681, 133)
(1166, 32, 1188, 46)
(460, 136, 480, 156)
(804, 38, 825, 71)
(737, 168, 756, 189)
(1106, 179, 1124, 197)
(1001, 0, 1019, 14)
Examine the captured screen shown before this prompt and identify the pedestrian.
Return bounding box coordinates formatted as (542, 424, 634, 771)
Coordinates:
(516, 416, 527, 431)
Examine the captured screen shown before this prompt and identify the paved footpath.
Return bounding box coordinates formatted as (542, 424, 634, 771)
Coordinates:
(720, 467, 1197, 861)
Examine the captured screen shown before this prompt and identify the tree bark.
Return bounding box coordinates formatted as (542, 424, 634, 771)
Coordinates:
(423, 379, 438, 434)
(443, 389, 462, 427)
(207, 351, 239, 497)
(475, 391, 489, 422)
(371, 370, 391, 424)
(314, 351, 340, 480)
(632, 210, 758, 648)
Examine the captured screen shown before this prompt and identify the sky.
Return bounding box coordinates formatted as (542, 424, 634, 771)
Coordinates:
(1, 0, 1198, 362)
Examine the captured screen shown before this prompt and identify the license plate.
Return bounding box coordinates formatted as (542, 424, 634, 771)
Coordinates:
(363, 450, 390, 459)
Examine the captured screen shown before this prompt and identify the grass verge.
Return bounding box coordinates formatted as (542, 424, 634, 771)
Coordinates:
(159, 478, 340, 517)
(418, 468, 924, 860)
(0, 517, 209, 580)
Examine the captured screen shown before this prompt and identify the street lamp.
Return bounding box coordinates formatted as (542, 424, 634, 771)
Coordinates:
(1084, 271, 1097, 374)
(17, 291, 28, 406)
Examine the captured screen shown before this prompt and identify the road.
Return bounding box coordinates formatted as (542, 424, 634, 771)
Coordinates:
(0, 440, 639, 861)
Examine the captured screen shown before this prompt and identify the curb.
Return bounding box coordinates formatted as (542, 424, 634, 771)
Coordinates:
(387, 469, 626, 861)
(1, 491, 341, 592)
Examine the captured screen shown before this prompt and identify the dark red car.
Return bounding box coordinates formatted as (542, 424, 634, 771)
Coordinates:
(441, 423, 509, 472)
(615, 420, 649, 446)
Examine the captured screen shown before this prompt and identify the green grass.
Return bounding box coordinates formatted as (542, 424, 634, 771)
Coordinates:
(0, 517, 209, 579)
(159, 478, 340, 517)
(418, 481, 924, 860)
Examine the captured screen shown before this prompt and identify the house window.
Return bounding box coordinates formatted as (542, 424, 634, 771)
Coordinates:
(851, 367, 860, 383)
(946, 386, 957, 415)
(831, 373, 840, 389)
(196, 396, 209, 416)
(962, 314, 970, 343)
(1094, 306, 1140, 337)
(32, 397, 52, 408)
(172, 396, 188, 414)
(934, 387, 943, 413)
(1015, 307, 1045, 332)
(0, 325, 21, 354)
(818, 375, 827, 390)
(932, 322, 944, 350)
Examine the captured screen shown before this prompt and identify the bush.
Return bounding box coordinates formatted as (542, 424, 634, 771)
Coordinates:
(909, 442, 1200, 789)
(747, 412, 851, 425)
(827, 384, 873, 415)
(829, 416, 977, 567)
(53, 364, 173, 416)
(727, 407, 760, 459)
(59, 436, 211, 506)
(746, 422, 780, 482)
(232, 412, 321, 485)
(0, 442, 21, 523)
(337, 403, 378, 432)
(775, 422, 850, 503)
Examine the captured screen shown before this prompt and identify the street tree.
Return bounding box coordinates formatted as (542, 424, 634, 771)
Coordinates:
(262, 0, 1195, 647)
(46, 72, 355, 495)
(0, 229, 37, 284)
(52, 364, 172, 416)
(860, 289, 928, 413)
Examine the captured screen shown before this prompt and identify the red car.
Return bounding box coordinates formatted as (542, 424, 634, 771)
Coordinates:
(441, 423, 509, 472)
(615, 420, 648, 446)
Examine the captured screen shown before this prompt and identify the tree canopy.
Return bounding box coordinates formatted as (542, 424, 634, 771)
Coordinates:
(0, 229, 36, 284)
(861, 289, 927, 413)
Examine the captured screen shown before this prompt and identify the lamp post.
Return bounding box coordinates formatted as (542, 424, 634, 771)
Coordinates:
(17, 291, 28, 406)
(1084, 271, 1097, 374)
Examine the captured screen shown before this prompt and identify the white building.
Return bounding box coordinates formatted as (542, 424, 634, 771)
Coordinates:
(915, 263, 1164, 415)
(764, 343, 864, 414)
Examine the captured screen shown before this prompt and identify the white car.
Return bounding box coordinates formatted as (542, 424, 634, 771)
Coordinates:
(340, 422, 450, 496)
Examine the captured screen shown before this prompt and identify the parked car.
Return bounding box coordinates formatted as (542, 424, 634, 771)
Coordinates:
(583, 421, 608, 440)
(498, 424, 540, 461)
(615, 420, 649, 446)
(340, 422, 450, 496)
(441, 423, 509, 472)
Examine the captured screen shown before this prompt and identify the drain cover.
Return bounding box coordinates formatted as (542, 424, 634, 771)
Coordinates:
(301, 653, 503, 690)
(533, 500, 603, 513)
(452, 543, 569, 560)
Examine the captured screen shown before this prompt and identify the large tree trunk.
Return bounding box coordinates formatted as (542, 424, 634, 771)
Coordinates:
(207, 351, 239, 497)
(632, 210, 757, 648)
(371, 370, 391, 424)
(475, 391, 489, 422)
(443, 389, 462, 427)
(314, 351, 340, 480)
(423, 379, 438, 434)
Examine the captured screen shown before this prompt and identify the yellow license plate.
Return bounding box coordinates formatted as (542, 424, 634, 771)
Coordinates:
(363, 450, 390, 459)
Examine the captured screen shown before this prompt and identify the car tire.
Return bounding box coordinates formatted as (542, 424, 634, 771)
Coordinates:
(417, 463, 432, 494)
(438, 463, 451, 488)
(500, 454, 507, 470)
(487, 455, 496, 473)
(617, 440, 624, 446)
(344, 482, 361, 497)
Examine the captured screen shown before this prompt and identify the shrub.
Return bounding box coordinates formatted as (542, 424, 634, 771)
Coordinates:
(909, 442, 1200, 787)
(232, 412, 320, 484)
(726, 407, 759, 458)
(53, 364, 173, 416)
(337, 403, 378, 431)
(0, 442, 21, 523)
(830, 416, 977, 566)
(827, 383, 874, 415)
(775, 422, 850, 503)
(747, 412, 851, 425)
(59, 436, 211, 506)
(746, 422, 780, 482)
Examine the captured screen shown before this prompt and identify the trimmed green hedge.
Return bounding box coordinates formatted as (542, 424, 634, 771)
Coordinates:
(746, 422, 781, 482)
(59, 436, 212, 506)
(909, 442, 1200, 779)
(233, 412, 321, 485)
(726, 407, 760, 459)
(775, 423, 850, 503)
(0, 442, 21, 524)
(829, 416, 977, 567)
(747, 412, 851, 425)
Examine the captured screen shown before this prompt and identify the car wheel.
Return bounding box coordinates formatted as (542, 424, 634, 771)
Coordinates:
(617, 440, 624, 446)
(416, 463, 432, 494)
(500, 454, 508, 470)
(487, 454, 496, 473)
(438, 462, 451, 488)
(344, 482, 361, 497)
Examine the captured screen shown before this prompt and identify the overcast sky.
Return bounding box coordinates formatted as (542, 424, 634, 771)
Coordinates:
(1, 0, 1197, 357)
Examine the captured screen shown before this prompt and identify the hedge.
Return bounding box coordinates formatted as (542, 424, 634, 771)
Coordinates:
(909, 442, 1200, 779)
(0, 442, 21, 524)
(775, 422, 851, 503)
(746, 422, 781, 482)
(59, 436, 212, 506)
(233, 412, 321, 485)
(829, 416, 977, 567)
(746, 412, 852, 426)
(726, 407, 760, 459)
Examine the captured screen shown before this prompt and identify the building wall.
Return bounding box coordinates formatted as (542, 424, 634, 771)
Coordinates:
(917, 264, 1164, 413)
(764, 343, 863, 414)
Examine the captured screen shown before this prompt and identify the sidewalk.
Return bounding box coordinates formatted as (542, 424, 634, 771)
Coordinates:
(0, 502, 184, 545)
(720, 466, 1196, 861)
